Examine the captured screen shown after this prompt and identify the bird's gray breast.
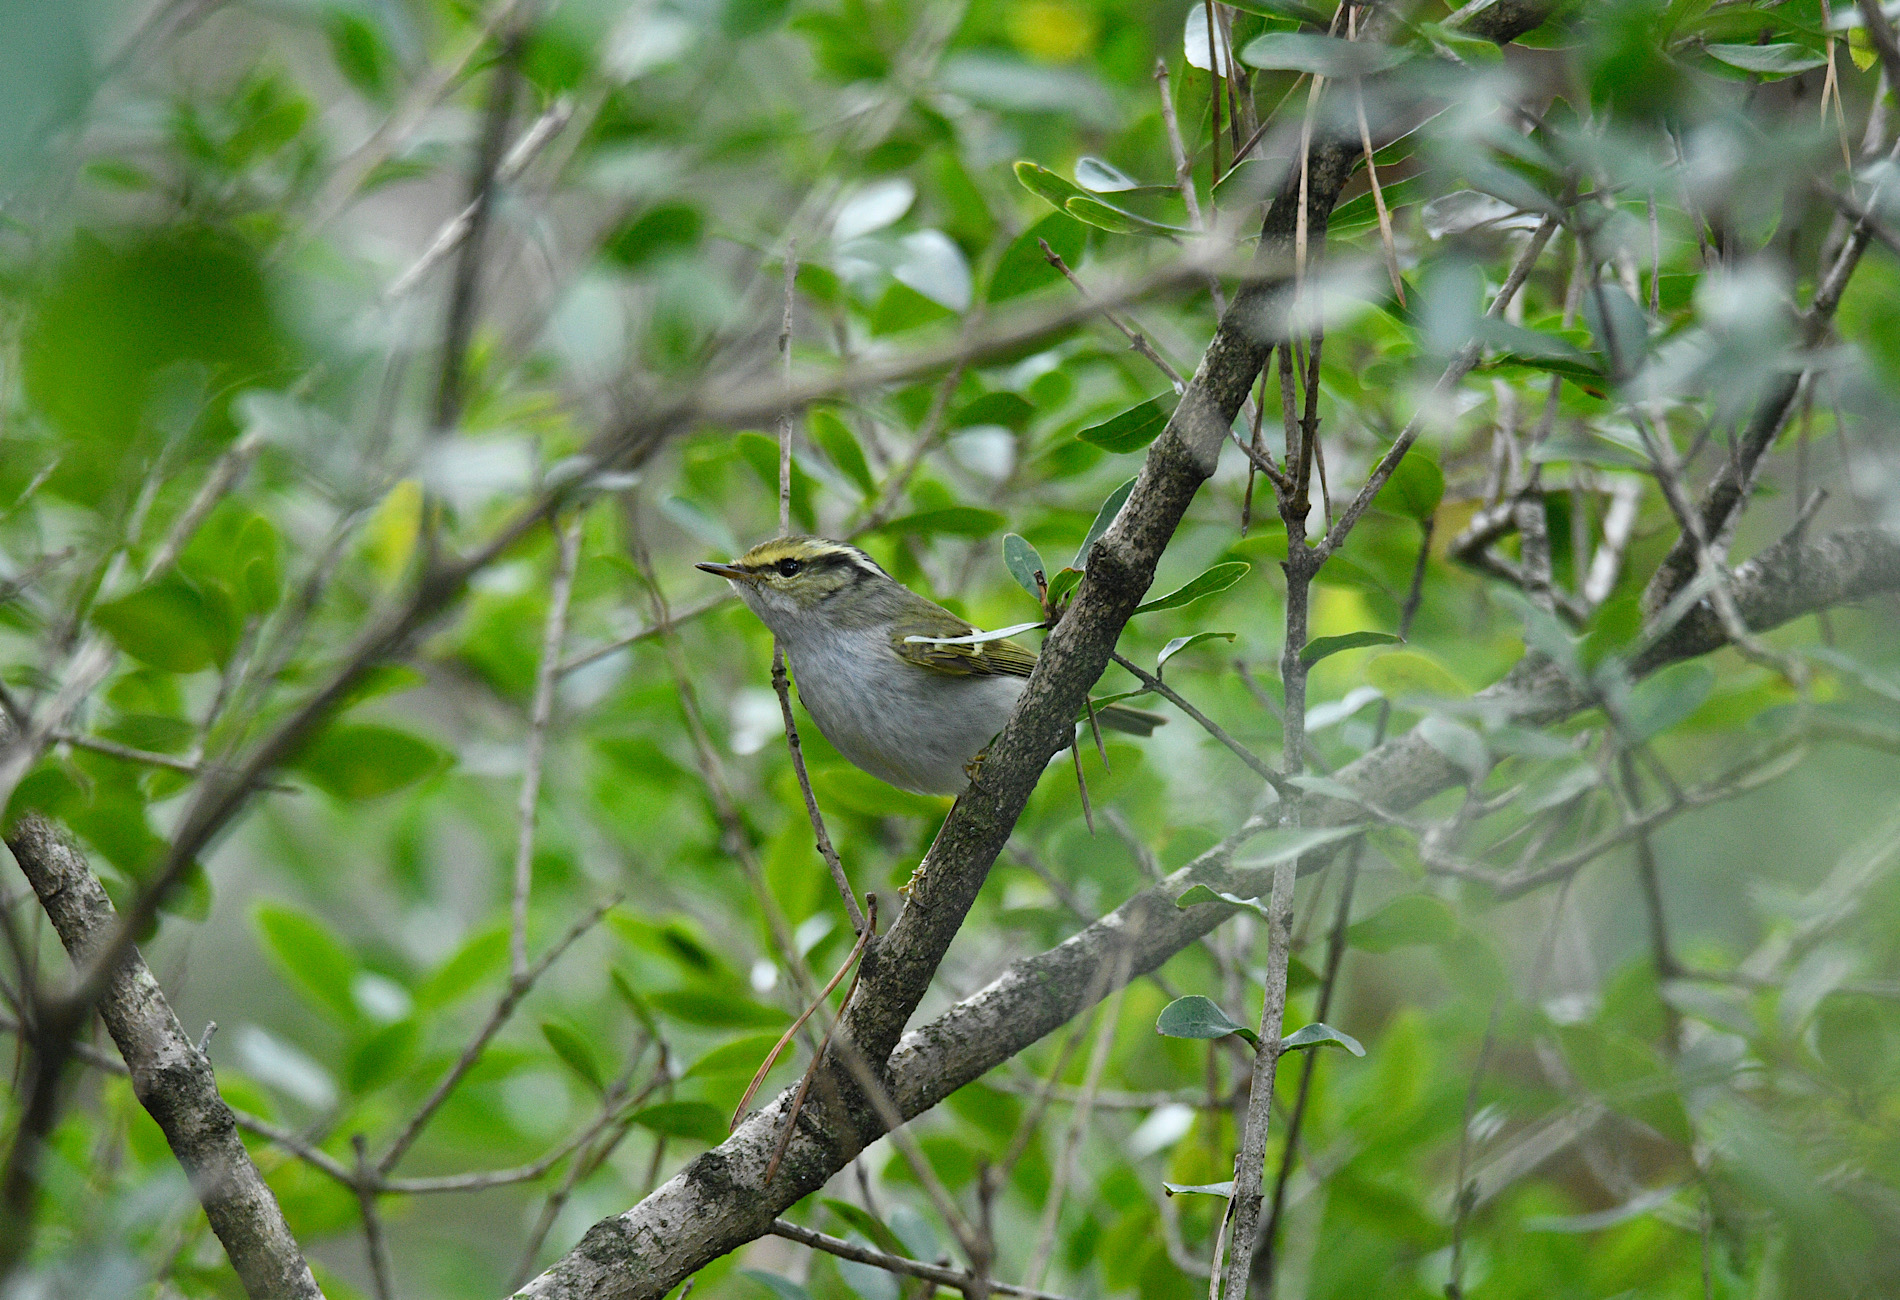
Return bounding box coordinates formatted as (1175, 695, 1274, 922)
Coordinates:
(784, 625, 1024, 796)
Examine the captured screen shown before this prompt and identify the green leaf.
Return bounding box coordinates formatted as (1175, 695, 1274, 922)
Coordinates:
(989, 211, 1088, 302)
(1348, 894, 1458, 952)
(873, 506, 1005, 538)
(235, 515, 282, 614)
(1213, 157, 1292, 208)
(741, 1271, 812, 1300)
(1223, 0, 1331, 23)
(92, 577, 234, 674)
(1156, 995, 1260, 1047)
(541, 1020, 606, 1093)
(635, 1100, 730, 1144)
(1075, 478, 1138, 568)
(1163, 1180, 1236, 1197)
(1135, 562, 1250, 615)
(1300, 631, 1401, 666)
(1280, 1022, 1366, 1056)
(1158, 631, 1236, 671)
(952, 391, 1036, 431)
(1176, 883, 1271, 921)
(604, 202, 704, 268)
(684, 1033, 787, 1080)
(610, 968, 661, 1037)
(1240, 32, 1411, 75)
(290, 724, 450, 801)
(1235, 823, 1365, 866)
(1365, 649, 1469, 701)
(347, 1019, 419, 1094)
(736, 431, 818, 530)
(1045, 566, 1084, 606)
(416, 926, 508, 1009)
(648, 988, 789, 1029)
(1077, 398, 1170, 453)
(1003, 533, 1046, 600)
(254, 902, 359, 1023)
(1013, 160, 1090, 211)
(1063, 195, 1191, 237)
(808, 408, 874, 496)
(1419, 715, 1491, 783)
(823, 1198, 908, 1256)
(813, 766, 949, 818)
(1625, 661, 1715, 741)
(1372, 452, 1444, 522)
(1705, 43, 1830, 77)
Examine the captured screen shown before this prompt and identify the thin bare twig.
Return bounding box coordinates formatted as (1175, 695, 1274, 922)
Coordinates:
(779, 240, 798, 536)
(385, 96, 575, 302)
(1108, 652, 1287, 792)
(770, 1218, 1078, 1300)
(1318, 213, 1558, 563)
(306, 0, 530, 237)
(353, 1134, 397, 1300)
(511, 1040, 666, 1290)
(432, 10, 531, 433)
(379, 897, 617, 1174)
(764, 899, 875, 1185)
(513, 517, 583, 980)
(771, 654, 866, 935)
(1027, 946, 1132, 1289)
(734, 913, 874, 1131)
(556, 593, 729, 676)
(1039, 241, 1185, 392)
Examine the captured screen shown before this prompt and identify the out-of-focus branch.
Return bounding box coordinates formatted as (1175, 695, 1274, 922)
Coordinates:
(512, 518, 583, 979)
(3, 816, 322, 1300)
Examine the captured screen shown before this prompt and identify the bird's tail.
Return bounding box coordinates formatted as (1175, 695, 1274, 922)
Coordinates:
(1093, 701, 1167, 737)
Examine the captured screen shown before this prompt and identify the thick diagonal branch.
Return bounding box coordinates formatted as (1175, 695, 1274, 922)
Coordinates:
(519, 515, 1900, 1299)
(514, 6, 1578, 1297)
(6, 815, 323, 1300)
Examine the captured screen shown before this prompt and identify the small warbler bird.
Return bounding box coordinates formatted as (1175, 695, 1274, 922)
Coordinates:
(698, 536, 1164, 796)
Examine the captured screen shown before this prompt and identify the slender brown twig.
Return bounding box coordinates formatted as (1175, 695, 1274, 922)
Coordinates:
(379, 897, 618, 1174)
(512, 517, 583, 980)
(769, 1218, 1078, 1300)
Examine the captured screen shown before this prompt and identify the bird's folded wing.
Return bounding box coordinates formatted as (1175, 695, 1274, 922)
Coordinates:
(889, 619, 1039, 678)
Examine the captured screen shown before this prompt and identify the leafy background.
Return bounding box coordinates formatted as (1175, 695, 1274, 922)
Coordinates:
(2, 0, 1899, 1298)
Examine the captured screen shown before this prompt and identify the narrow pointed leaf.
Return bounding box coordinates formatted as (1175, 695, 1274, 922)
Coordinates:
(1163, 1180, 1237, 1197)
(1176, 883, 1271, 921)
(1280, 1022, 1366, 1056)
(1158, 631, 1236, 671)
(1300, 630, 1402, 665)
(541, 1020, 606, 1093)
(1013, 161, 1089, 211)
(1064, 195, 1191, 236)
(1075, 478, 1138, 568)
(1078, 398, 1170, 453)
(1135, 562, 1250, 615)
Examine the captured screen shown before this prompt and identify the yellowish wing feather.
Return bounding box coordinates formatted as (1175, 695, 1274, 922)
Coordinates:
(890, 622, 1040, 679)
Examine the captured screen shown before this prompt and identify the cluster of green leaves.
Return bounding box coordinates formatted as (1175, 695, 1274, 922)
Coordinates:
(1, 0, 1898, 1298)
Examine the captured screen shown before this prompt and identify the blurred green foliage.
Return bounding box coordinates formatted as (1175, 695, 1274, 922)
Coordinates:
(1, 0, 1898, 1298)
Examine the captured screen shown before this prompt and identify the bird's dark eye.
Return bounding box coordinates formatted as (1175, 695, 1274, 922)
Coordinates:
(775, 558, 803, 577)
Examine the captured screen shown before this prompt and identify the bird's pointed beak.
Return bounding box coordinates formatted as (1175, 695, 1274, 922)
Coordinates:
(696, 561, 752, 581)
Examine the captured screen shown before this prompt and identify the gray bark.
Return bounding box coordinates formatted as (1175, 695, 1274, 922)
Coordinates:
(517, 520, 1900, 1300)
(7, 815, 325, 1300)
